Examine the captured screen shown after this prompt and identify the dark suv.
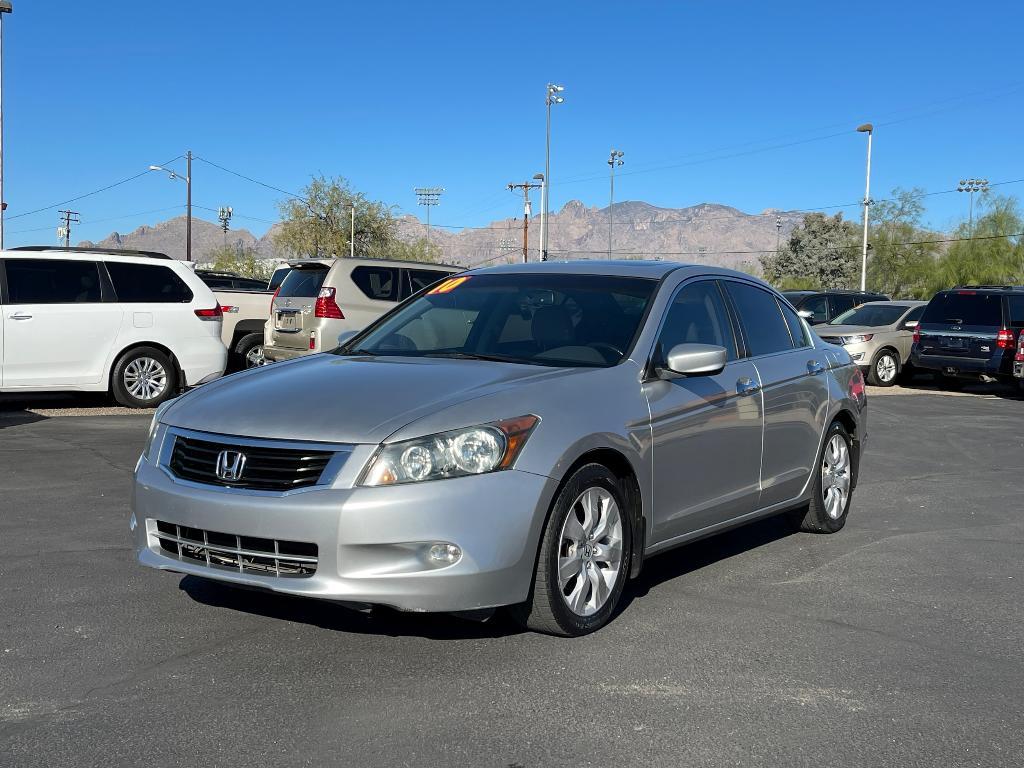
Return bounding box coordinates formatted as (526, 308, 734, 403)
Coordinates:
(781, 290, 889, 325)
(910, 286, 1024, 387)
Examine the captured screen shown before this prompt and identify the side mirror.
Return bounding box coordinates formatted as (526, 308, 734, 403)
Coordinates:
(662, 343, 727, 378)
(337, 329, 359, 346)
(903, 320, 919, 329)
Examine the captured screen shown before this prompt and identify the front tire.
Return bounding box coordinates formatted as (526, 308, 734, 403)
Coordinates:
(867, 348, 899, 386)
(111, 347, 177, 408)
(513, 464, 632, 636)
(793, 421, 854, 533)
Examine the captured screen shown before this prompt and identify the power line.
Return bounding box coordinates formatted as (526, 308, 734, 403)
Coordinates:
(194, 156, 306, 201)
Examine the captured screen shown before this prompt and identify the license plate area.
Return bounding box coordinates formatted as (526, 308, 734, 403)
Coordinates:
(941, 336, 966, 349)
(275, 310, 300, 332)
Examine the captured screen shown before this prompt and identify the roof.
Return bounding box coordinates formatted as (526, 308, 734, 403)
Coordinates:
(781, 288, 887, 296)
(287, 256, 461, 270)
(466, 259, 757, 281)
(8, 245, 172, 260)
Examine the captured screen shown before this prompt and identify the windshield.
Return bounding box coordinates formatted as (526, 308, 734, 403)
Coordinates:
(336, 273, 657, 367)
(829, 303, 911, 327)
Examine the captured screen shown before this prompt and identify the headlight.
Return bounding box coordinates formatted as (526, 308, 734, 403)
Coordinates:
(842, 334, 873, 344)
(360, 415, 539, 487)
(142, 400, 173, 462)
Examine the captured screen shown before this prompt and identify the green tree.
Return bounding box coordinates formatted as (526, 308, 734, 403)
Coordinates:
(274, 175, 443, 262)
(932, 194, 1024, 292)
(205, 245, 274, 281)
(866, 187, 942, 298)
(760, 212, 860, 289)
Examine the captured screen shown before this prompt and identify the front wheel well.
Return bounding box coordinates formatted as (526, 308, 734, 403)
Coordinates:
(561, 448, 645, 578)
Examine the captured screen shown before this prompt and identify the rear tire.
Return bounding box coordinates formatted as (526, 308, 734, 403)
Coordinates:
(793, 421, 854, 534)
(111, 347, 177, 408)
(511, 464, 632, 637)
(867, 348, 900, 387)
(234, 333, 266, 370)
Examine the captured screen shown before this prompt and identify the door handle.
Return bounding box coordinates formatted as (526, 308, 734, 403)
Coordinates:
(736, 376, 761, 396)
(807, 360, 825, 375)
(8, 312, 33, 320)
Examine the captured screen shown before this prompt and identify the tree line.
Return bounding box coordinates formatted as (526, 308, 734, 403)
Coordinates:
(761, 188, 1024, 298)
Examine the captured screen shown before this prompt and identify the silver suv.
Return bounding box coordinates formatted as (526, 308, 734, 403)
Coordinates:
(133, 261, 867, 636)
(263, 258, 460, 361)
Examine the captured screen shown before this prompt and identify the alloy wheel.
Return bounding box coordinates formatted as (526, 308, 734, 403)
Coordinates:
(245, 344, 266, 368)
(557, 487, 624, 617)
(821, 434, 851, 520)
(123, 357, 168, 402)
(876, 353, 898, 383)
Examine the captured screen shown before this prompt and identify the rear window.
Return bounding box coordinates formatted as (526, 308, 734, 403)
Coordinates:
(921, 292, 1002, 327)
(106, 262, 193, 303)
(1008, 296, 1024, 328)
(277, 267, 328, 298)
(5, 258, 103, 304)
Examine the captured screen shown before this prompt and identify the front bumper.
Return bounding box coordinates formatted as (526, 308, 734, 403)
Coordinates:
(132, 455, 556, 612)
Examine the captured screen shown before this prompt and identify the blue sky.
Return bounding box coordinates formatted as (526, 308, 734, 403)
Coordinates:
(3, 0, 1022, 247)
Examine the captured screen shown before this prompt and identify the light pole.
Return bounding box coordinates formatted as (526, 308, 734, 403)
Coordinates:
(607, 149, 624, 256)
(0, 1, 12, 249)
(149, 151, 192, 261)
(541, 83, 564, 261)
(856, 123, 873, 292)
(349, 204, 355, 258)
(775, 216, 783, 252)
(957, 178, 989, 239)
(414, 187, 444, 243)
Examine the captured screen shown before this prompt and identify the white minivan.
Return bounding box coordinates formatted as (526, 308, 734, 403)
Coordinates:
(0, 247, 227, 407)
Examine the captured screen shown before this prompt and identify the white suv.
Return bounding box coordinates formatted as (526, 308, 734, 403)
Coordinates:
(0, 247, 227, 407)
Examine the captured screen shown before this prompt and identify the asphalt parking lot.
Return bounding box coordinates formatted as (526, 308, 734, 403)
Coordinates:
(2, 391, 1023, 767)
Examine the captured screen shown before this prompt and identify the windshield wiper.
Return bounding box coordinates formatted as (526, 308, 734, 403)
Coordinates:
(420, 351, 528, 364)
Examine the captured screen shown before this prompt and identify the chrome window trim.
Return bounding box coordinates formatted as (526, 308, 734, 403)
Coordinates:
(157, 426, 353, 496)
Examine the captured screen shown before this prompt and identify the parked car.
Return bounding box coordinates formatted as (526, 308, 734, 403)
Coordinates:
(815, 300, 926, 386)
(910, 285, 1024, 388)
(781, 289, 889, 325)
(195, 269, 270, 292)
(0, 246, 226, 407)
(133, 261, 866, 636)
(214, 288, 274, 370)
(263, 257, 461, 362)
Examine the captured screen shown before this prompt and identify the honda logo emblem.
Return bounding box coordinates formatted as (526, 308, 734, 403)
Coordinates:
(215, 450, 246, 482)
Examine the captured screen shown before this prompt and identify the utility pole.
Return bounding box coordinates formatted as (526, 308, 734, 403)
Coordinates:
(57, 209, 79, 247)
(856, 123, 873, 292)
(541, 83, 565, 261)
(414, 187, 444, 243)
(507, 177, 542, 263)
(217, 205, 233, 247)
(775, 216, 783, 251)
(186, 150, 192, 262)
(607, 149, 624, 256)
(0, 1, 12, 249)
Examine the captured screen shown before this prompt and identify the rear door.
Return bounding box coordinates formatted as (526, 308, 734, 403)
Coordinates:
(916, 291, 1002, 362)
(271, 265, 329, 351)
(342, 264, 403, 330)
(723, 280, 830, 509)
(1, 257, 123, 387)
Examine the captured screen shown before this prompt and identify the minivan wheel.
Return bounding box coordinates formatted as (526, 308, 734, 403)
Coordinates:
(512, 464, 632, 637)
(793, 421, 854, 534)
(111, 347, 177, 408)
(867, 349, 899, 387)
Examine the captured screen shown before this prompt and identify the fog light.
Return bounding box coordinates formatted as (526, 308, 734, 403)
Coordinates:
(428, 543, 462, 564)
(850, 352, 864, 361)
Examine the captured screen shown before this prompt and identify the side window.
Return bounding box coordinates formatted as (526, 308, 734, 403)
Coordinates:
(6, 259, 102, 304)
(1007, 296, 1024, 329)
(778, 298, 811, 348)
(724, 281, 796, 356)
(802, 295, 828, 324)
(407, 269, 454, 295)
(657, 280, 737, 361)
(905, 305, 925, 324)
(351, 265, 400, 302)
(828, 295, 857, 319)
(106, 262, 193, 303)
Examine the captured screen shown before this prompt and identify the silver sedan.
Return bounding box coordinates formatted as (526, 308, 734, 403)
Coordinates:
(132, 262, 867, 636)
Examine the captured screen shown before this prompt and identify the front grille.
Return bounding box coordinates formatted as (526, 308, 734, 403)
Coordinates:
(155, 520, 317, 578)
(168, 434, 334, 491)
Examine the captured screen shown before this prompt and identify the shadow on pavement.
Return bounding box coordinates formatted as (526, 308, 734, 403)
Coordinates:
(179, 512, 799, 639)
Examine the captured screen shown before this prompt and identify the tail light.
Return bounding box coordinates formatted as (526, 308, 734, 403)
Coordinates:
(996, 328, 1015, 349)
(849, 367, 866, 405)
(913, 327, 921, 344)
(1016, 334, 1024, 362)
(315, 287, 344, 319)
(194, 306, 223, 321)
(271, 286, 281, 304)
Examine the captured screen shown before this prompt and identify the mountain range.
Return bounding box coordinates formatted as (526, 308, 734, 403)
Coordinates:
(79, 200, 804, 271)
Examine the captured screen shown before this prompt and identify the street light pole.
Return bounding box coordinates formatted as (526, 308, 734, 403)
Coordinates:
(350, 204, 355, 258)
(857, 123, 873, 292)
(0, 1, 12, 250)
(607, 149, 623, 256)
(541, 83, 564, 261)
(149, 154, 193, 261)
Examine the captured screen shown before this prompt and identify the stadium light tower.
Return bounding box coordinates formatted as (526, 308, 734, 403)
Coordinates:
(607, 149, 624, 256)
(414, 187, 445, 243)
(540, 83, 564, 261)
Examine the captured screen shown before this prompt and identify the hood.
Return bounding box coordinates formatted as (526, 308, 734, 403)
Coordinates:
(816, 324, 888, 337)
(162, 353, 585, 444)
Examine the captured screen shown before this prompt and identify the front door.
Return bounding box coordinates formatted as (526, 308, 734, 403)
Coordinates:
(1, 258, 123, 387)
(645, 279, 764, 544)
(723, 280, 830, 508)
